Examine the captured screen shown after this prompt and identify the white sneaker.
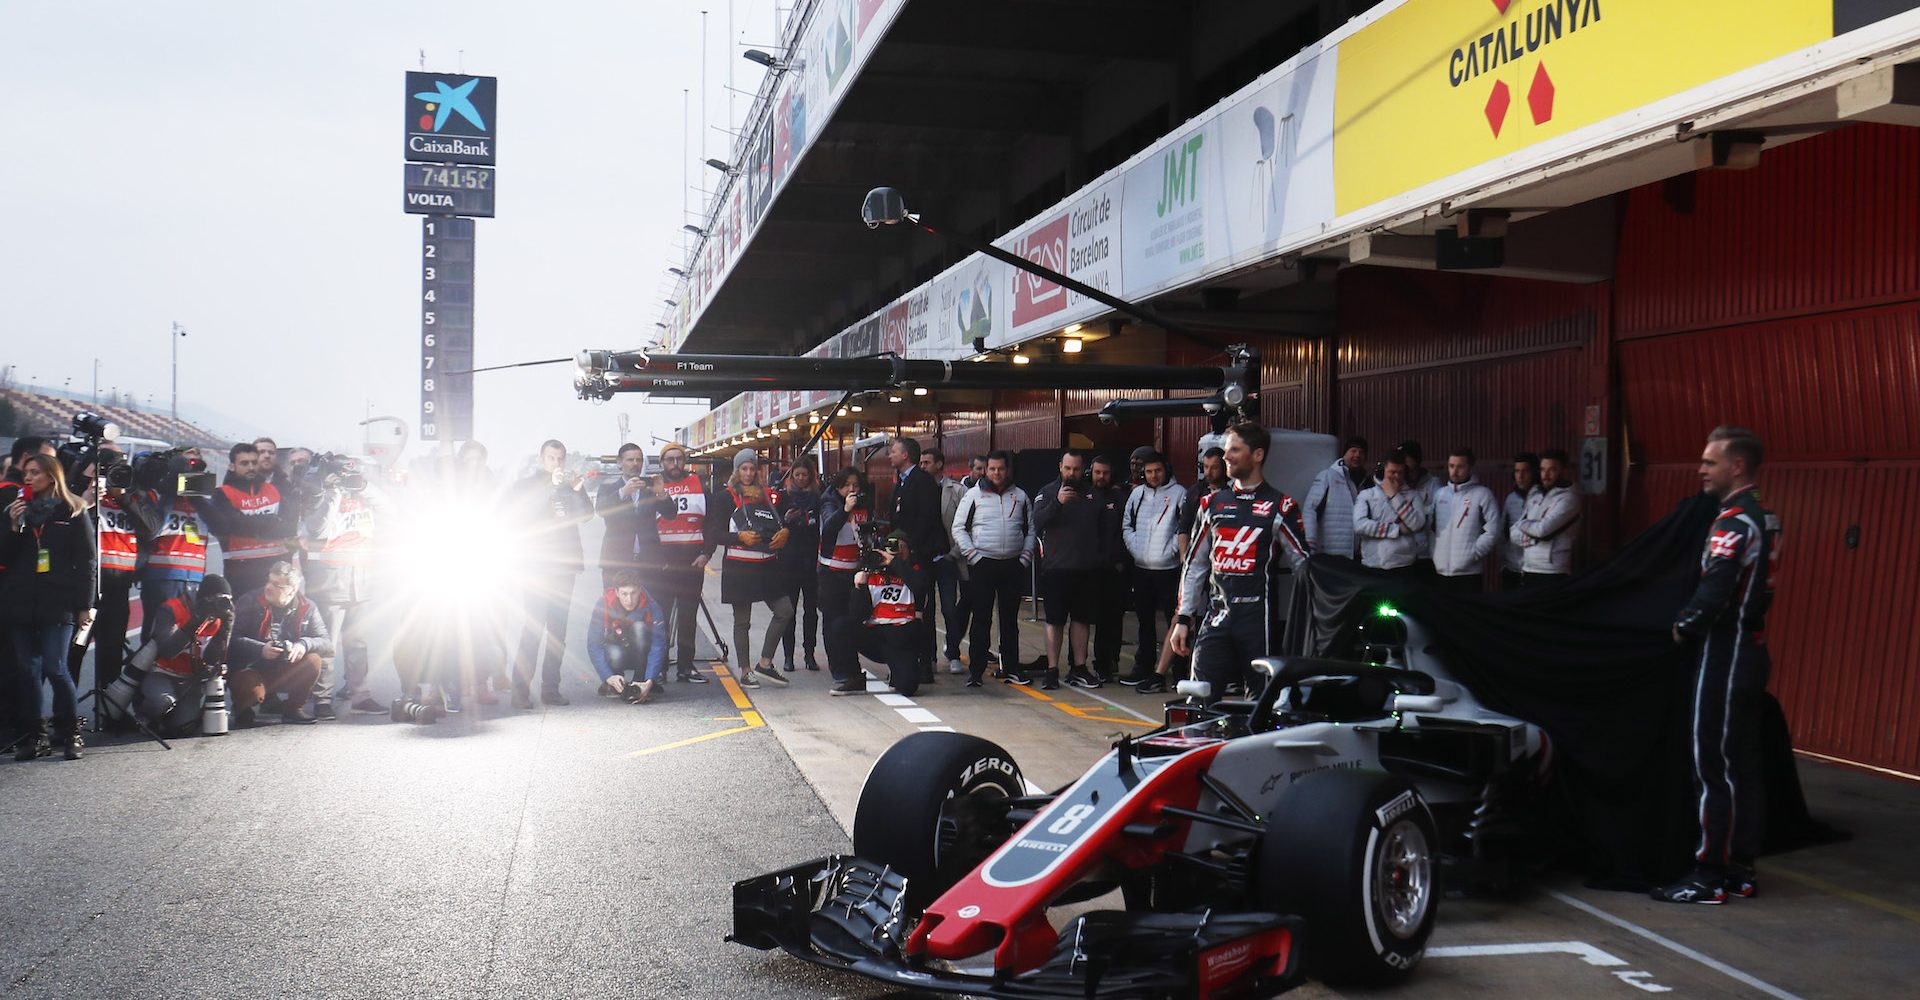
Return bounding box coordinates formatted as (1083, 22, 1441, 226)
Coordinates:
(947, 658, 965, 674)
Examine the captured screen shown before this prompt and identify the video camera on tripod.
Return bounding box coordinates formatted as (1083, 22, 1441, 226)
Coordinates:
(55, 412, 132, 496)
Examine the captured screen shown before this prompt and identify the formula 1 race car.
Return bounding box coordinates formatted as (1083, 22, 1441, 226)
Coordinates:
(730, 607, 1553, 998)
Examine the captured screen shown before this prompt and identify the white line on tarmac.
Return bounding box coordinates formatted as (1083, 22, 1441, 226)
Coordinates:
(1427, 941, 1624, 965)
(1546, 889, 1804, 1000)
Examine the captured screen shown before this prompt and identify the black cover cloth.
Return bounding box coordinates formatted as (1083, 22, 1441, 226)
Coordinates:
(1284, 493, 1843, 889)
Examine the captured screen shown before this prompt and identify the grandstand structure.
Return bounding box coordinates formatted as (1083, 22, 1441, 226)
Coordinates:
(0, 385, 228, 455)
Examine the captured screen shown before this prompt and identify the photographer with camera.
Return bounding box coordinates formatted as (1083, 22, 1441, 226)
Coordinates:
(299, 454, 385, 718)
(137, 574, 234, 737)
(226, 561, 328, 726)
(4, 454, 98, 761)
(58, 443, 153, 694)
(817, 467, 871, 694)
(849, 529, 932, 697)
(510, 439, 595, 708)
(135, 448, 218, 639)
(595, 443, 651, 591)
(716, 449, 795, 688)
(775, 457, 822, 673)
(588, 570, 668, 704)
(206, 441, 299, 599)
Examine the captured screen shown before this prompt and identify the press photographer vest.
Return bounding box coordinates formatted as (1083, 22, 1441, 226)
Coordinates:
(215, 481, 285, 561)
(820, 508, 869, 571)
(98, 494, 139, 574)
(865, 573, 919, 626)
(653, 474, 708, 545)
(152, 598, 200, 678)
(310, 493, 375, 567)
(147, 495, 208, 579)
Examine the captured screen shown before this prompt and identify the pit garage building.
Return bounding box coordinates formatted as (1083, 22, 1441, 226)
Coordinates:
(658, 0, 1920, 776)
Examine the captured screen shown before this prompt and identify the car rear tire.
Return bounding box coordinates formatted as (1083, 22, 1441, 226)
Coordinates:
(853, 731, 1025, 911)
(1257, 768, 1438, 986)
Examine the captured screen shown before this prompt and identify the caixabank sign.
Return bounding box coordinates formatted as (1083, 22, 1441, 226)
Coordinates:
(1332, 0, 1835, 213)
(404, 72, 497, 165)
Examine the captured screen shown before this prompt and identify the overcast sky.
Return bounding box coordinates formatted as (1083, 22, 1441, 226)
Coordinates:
(1, 0, 779, 468)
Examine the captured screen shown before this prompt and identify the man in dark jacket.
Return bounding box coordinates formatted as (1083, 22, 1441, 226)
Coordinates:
(1032, 451, 1103, 690)
(511, 439, 594, 708)
(888, 436, 942, 683)
(595, 443, 650, 590)
(776, 457, 822, 671)
(228, 561, 330, 726)
(1087, 455, 1128, 685)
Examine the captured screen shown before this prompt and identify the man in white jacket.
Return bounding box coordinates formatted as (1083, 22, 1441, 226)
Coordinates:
(951, 451, 1037, 687)
(1119, 450, 1184, 686)
(1498, 452, 1541, 591)
(1303, 436, 1368, 559)
(1353, 453, 1429, 574)
(1430, 448, 1503, 592)
(1509, 448, 1580, 585)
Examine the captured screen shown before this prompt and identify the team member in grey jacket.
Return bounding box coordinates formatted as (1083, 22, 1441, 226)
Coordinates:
(1120, 451, 1183, 684)
(1353, 453, 1429, 573)
(1499, 452, 1541, 590)
(951, 451, 1035, 686)
(1302, 437, 1369, 559)
(1509, 449, 1580, 583)
(1430, 448, 1503, 592)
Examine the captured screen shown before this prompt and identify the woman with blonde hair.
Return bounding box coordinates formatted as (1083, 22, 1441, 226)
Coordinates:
(3, 454, 97, 760)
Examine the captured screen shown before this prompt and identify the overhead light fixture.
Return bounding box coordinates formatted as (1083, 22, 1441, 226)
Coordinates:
(704, 158, 735, 174)
(888, 393, 903, 403)
(911, 386, 929, 396)
(788, 419, 799, 430)
(851, 403, 864, 412)
(742, 49, 790, 71)
(808, 413, 820, 424)
(655, 322, 668, 329)
(1012, 353, 1030, 365)
(667, 267, 688, 277)
(683, 224, 707, 236)
(1061, 337, 1084, 354)
(663, 298, 678, 306)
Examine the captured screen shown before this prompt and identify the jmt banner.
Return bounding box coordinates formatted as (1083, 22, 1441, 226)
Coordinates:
(1332, 0, 1830, 213)
(405, 73, 498, 166)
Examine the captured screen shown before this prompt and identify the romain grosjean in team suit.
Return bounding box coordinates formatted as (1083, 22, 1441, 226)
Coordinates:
(1167, 423, 1309, 698)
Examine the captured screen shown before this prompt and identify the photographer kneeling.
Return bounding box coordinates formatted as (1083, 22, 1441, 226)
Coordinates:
(227, 561, 329, 727)
(139, 575, 235, 737)
(588, 570, 668, 704)
(849, 530, 932, 697)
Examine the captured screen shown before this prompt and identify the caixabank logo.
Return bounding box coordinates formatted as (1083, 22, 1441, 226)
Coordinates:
(404, 72, 497, 166)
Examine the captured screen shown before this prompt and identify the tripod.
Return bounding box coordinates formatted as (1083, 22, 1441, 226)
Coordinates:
(71, 462, 173, 751)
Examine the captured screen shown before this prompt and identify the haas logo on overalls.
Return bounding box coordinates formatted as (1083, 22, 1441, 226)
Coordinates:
(1212, 525, 1263, 573)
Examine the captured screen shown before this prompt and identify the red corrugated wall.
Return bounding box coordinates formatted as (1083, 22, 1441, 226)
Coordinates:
(1615, 125, 1920, 772)
(1335, 267, 1612, 556)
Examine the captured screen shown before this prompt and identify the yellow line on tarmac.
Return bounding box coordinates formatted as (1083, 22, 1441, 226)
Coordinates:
(1004, 679, 1152, 726)
(626, 661, 765, 758)
(1767, 865, 1920, 925)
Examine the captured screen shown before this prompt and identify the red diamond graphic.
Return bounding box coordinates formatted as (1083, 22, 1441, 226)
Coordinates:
(1527, 62, 1555, 125)
(1491, 0, 1511, 13)
(1485, 79, 1511, 138)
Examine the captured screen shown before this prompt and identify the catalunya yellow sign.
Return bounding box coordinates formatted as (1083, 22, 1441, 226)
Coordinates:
(1333, 0, 1831, 214)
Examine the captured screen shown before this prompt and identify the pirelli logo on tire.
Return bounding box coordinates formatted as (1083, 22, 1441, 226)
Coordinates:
(1375, 790, 1418, 826)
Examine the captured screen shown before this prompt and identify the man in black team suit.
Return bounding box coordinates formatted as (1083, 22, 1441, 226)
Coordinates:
(887, 436, 943, 685)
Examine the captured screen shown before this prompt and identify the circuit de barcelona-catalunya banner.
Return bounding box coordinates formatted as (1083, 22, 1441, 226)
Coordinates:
(675, 0, 1920, 449)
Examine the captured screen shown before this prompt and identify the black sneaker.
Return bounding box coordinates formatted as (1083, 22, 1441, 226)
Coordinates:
(314, 700, 337, 721)
(350, 697, 386, 715)
(1039, 669, 1061, 691)
(1726, 862, 1757, 898)
(754, 664, 791, 686)
(783, 659, 797, 672)
(964, 677, 983, 688)
(281, 703, 317, 725)
(1117, 671, 1152, 687)
(680, 669, 711, 685)
(1001, 670, 1033, 687)
(1651, 868, 1727, 905)
(1135, 677, 1168, 694)
(61, 734, 84, 761)
(1066, 667, 1104, 690)
(830, 678, 864, 696)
